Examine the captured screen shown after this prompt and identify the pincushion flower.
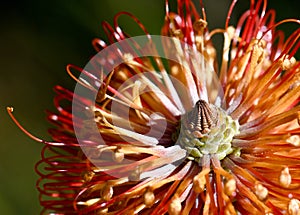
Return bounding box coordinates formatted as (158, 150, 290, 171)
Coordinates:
(8, 0, 300, 214)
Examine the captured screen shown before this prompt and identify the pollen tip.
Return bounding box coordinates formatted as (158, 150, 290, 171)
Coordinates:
(168, 195, 181, 215)
(144, 189, 155, 207)
(193, 174, 206, 193)
(101, 184, 113, 201)
(281, 56, 297, 70)
(254, 183, 268, 201)
(288, 199, 300, 215)
(128, 167, 141, 181)
(77, 198, 101, 207)
(113, 149, 124, 163)
(227, 26, 235, 38)
(81, 170, 95, 183)
(287, 135, 300, 147)
(6, 106, 14, 112)
(279, 167, 292, 188)
(193, 19, 207, 32)
(225, 178, 236, 196)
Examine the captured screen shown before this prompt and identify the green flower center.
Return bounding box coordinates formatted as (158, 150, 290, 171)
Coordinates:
(175, 100, 240, 162)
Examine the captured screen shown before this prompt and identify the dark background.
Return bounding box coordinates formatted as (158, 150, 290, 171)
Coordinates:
(0, 0, 299, 214)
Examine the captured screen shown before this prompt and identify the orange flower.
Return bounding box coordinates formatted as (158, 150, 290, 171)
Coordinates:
(8, 0, 300, 214)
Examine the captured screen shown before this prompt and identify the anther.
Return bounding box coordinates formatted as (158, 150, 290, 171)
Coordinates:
(113, 149, 124, 163)
(193, 174, 206, 193)
(254, 183, 268, 201)
(144, 189, 155, 207)
(82, 170, 95, 182)
(288, 199, 300, 215)
(193, 19, 207, 32)
(287, 135, 300, 147)
(101, 184, 113, 201)
(168, 195, 182, 215)
(128, 167, 141, 181)
(225, 178, 236, 196)
(281, 56, 296, 70)
(193, 168, 210, 193)
(77, 198, 100, 206)
(279, 167, 292, 188)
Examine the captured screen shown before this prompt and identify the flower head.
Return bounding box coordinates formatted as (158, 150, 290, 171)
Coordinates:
(9, 0, 300, 214)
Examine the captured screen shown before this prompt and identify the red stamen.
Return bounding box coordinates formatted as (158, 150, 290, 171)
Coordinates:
(225, 0, 238, 29)
(7, 107, 48, 144)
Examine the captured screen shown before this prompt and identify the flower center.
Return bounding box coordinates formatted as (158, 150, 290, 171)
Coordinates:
(176, 100, 240, 162)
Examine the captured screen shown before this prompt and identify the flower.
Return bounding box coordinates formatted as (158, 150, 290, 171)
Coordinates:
(8, 0, 300, 214)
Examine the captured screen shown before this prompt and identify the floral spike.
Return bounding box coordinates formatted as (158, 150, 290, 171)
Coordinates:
(9, 0, 300, 214)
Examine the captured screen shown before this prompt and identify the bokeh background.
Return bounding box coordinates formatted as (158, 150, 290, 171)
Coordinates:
(0, 0, 299, 214)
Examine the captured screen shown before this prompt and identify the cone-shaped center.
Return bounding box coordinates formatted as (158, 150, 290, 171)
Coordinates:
(184, 100, 218, 138)
(178, 100, 240, 162)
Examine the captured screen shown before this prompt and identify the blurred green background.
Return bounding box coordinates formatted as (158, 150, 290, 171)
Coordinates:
(0, 0, 298, 214)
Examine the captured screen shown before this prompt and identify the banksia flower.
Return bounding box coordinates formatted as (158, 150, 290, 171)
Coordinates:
(8, 0, 300, 214)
